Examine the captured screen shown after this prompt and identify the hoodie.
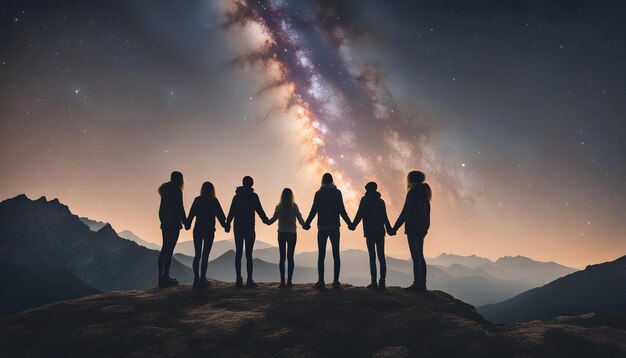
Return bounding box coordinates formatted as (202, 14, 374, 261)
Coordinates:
(226, 186, 268, 232)
(158, 181, 186, 229)
(352, 190, 392, 238)
(305, 184, 351, 230)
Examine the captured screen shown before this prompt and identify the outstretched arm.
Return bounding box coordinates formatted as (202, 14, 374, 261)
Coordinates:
(254, 194, 269, 223)
(351, 198, 364, 230)
(305, 192, 319, 226)
(295, 204, 307, 228)
(226, 195, 236, 227)
(393, 191, 416, 232)
(215, 199, 227, 229)
(177, 189, 186, 227)
(338, 191, 352, 226)
(186, 199, 197, 230)
(266, 205, 279, 225)
(382, 201, 394, 235)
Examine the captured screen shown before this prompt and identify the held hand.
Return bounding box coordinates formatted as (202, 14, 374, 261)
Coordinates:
(348, 224, 356, 231)
(224, 224, 231, 233)
(185, 224, 191, 231)
(302, 223, 311, 231)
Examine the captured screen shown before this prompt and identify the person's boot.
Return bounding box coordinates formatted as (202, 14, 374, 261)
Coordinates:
(166, 276, 179, 286)
(367, 279, 378, 289)
(235, 277, 243, 289)
(332, 280, 341, 289)
(378, 279, 386, 290)
(314, 280, 326, 290)
(158, 275, 166, 288)
(192, 278, 200, 289)
(246, 278, 258, 288)
(286, 279, 293, 288)
(279, 278, 286, 288)
(200, 277, 211, 287)
(405, 281, 426, 292)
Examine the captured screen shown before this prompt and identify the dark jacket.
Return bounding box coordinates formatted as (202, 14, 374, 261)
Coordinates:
(187, 196, 226, 233)
(352, 190, 392, 238)
(393, 184, 431, 236)
(158, 181, 186, 229)
(305, 184, 351, 230)
(226, 186, 268, 232)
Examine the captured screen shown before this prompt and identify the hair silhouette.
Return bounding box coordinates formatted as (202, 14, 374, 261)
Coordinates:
(243, 175, 254, 188)
(279, 188, 294, 222)
(407, 170, 432, 201)
(321, 172, 333, 185)
(200, 181, 216, 199)
(171, 171, 184, 189)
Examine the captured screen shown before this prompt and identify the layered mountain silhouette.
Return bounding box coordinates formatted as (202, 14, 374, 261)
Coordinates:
(0, 195, 193, 314)
(80, 217, 161, 251)
(479, 255, 626, 323)
(173, 237, 274, 258)
(1, 283, 624, 357)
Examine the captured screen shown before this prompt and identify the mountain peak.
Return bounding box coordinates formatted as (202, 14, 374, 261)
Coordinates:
(96, 223, 116, 236)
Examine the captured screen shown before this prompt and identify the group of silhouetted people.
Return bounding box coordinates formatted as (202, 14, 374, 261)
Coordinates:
(158, 170, 431, 291)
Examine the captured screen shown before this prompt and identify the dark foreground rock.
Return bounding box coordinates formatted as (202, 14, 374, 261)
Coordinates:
(1, 282, 624, 357)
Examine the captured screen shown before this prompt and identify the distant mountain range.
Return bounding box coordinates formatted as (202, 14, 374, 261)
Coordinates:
(0, 195, 193, 315)
(478, 255, 626, 323)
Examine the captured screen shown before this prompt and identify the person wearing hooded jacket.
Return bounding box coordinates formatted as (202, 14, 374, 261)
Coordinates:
(392, 170, 432, 291)
(157, 171, 186, 287)
(226, 176, 269, 288)
(305, 173, 352, 289)
(349, 182, 394, 289)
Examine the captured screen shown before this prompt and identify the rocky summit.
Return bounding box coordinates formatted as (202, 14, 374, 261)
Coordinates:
(1, 282, 625, 358)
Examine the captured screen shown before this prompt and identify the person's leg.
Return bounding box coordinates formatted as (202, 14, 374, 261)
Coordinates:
(377, 236, 387, 283)
(192, 230, 203, 279)
(201, 232, 215, 279)
(366, 237, 377, 283)
(245, 230, 256, 282)
(418, 236, 427, 286)
(278, 233, 287, 281)
(317, 230, 328, 282)
(330, 229, 341, 282)
(234, 231, 244, 281)
(287, 233, 296, 282)
(407, 235, 419, 284)
(163, 228, 180, 277)
(158, 228, 168, 278)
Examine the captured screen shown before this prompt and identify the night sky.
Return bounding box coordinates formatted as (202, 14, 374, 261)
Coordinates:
(1, 0, 625, 267)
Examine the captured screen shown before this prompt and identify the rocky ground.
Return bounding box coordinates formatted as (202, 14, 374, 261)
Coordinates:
(1, 282, 624, 357)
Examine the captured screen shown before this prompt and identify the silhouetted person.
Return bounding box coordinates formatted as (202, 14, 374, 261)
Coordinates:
(226, 176, 269, 288)
(158, 171, 186, 287)
(266, 188, 309, 288)
(393, 170, 432, 291)
(186, 181, 227, 288)
(305, 173, 352, 289)
(349, 182, 394, 290)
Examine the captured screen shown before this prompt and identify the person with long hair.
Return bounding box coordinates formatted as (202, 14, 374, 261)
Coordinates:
(266, 188, 309, 288)
(157, 171, 186, 287)
(186, 181, 227, 288)
(392, 170, 432, 291)
(305, 173, 352, 289)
